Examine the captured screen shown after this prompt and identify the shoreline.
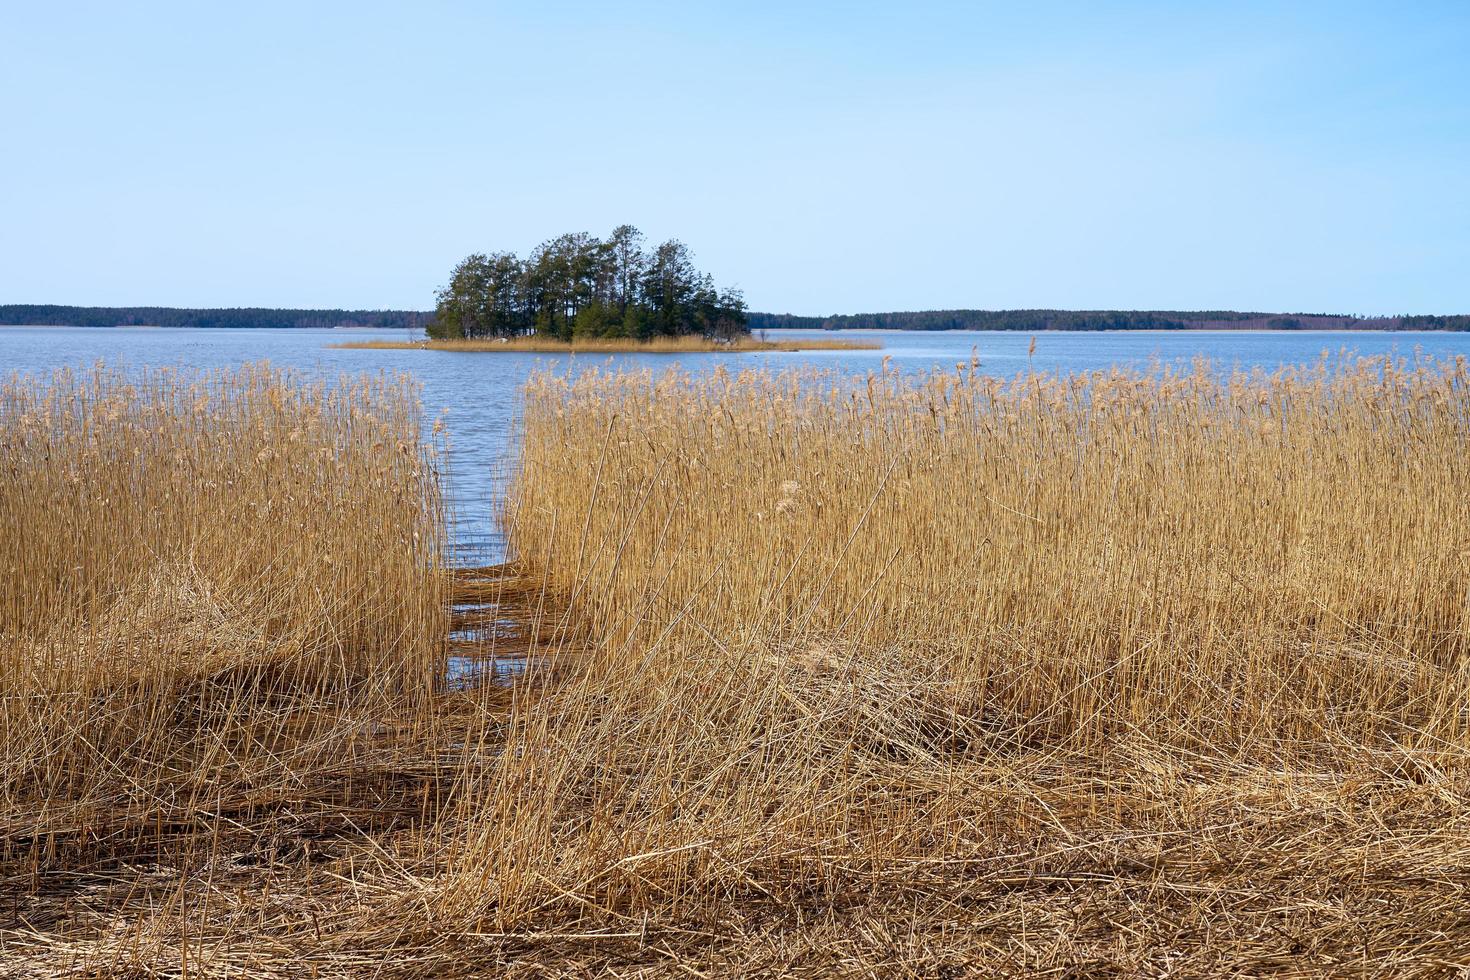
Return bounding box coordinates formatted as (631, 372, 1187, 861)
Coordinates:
(330, 336, 882, 353)
(3, 322, 1465, 335)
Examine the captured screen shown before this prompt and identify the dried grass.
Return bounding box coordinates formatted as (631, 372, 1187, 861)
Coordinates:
(9, 354, 1470, 976)
(437, 353, 1470, 974)
(0, 365, 468, 976)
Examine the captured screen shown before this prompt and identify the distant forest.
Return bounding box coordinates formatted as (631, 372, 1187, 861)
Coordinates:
(0, 305, 433, 331)
(6, 304, 1470, 333)
(747, 310, 1470, 332)
(432, 225, 746, 341)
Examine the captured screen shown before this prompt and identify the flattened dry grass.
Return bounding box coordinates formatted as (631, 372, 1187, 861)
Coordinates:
(434, 354, 1470, 974)
(330, 334, 879, 353)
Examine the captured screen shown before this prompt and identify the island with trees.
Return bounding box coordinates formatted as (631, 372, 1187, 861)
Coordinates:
(338, 225, 874, 352)
(430, 225, 747, 342)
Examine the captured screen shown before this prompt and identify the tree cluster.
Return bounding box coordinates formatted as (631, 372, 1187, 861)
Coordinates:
(430, 225, 747, 341)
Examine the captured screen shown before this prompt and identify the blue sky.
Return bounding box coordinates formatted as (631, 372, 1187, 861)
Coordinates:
(3, 1, 1467, 315)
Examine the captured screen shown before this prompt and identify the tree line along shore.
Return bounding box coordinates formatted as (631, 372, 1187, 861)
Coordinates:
(0, 304, 436, 331)
(6, 305, 1469, 333)
(746, 308, 1470, 331)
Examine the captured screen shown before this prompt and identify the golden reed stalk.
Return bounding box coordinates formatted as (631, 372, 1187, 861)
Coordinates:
(437, 354, 1470, 971)
(11, 354, 1470, 974)
(0, 364, 450, 971)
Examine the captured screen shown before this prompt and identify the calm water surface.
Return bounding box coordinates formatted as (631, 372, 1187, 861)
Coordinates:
(6, 326, 1469, 561)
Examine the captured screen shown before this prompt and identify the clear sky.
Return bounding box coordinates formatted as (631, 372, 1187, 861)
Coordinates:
(3, 1, 1467, 315)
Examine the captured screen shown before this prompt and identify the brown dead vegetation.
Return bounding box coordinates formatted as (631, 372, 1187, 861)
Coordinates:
(8, 356, 1470, 976)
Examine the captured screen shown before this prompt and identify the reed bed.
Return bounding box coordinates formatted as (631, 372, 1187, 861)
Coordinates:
(331, 335, 879, 353)
(12, 354, 1470, 975)
(436, 354, 1470, 973)
(0, 365, 468, 975)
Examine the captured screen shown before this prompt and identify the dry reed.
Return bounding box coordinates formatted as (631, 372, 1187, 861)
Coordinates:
(436, 353, 1470, 974)
(0, 364, 462, 976)
(12, 354, 1470, 975)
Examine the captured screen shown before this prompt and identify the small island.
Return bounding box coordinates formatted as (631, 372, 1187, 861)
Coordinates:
(383, 225, 873, 353)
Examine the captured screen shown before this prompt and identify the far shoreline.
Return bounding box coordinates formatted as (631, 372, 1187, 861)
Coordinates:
(330, 335, 882, 354)
(3, 322, 1467, 335)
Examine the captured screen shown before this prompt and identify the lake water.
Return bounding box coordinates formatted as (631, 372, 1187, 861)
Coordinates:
(6, 326, 1470, 562)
